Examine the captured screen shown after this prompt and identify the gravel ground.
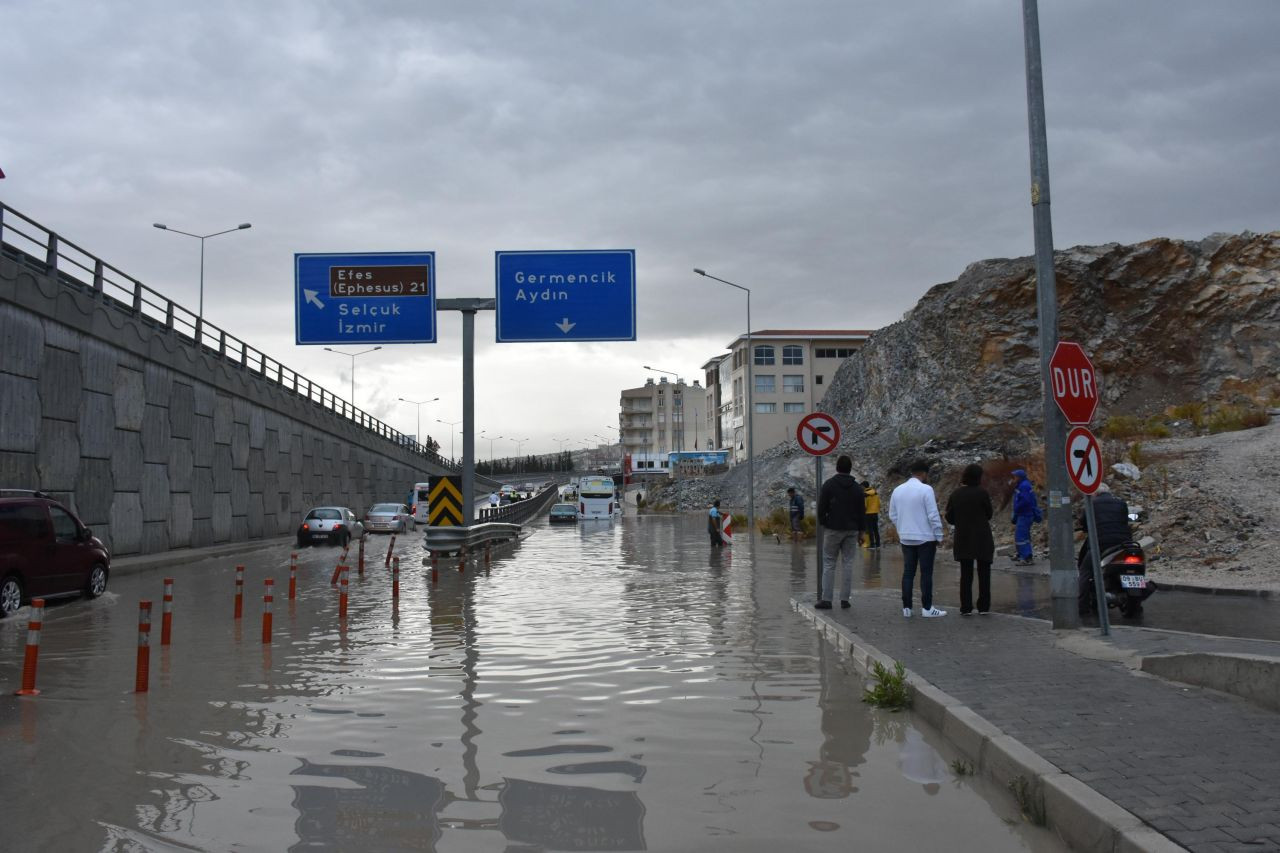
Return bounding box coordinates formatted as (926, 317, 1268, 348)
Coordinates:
(1124, 414, 1280, 592)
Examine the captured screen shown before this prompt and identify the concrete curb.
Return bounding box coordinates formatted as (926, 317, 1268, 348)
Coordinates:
(1151, 582, 1272, 598)
(790, 598, 1188, 853)
(112, 536, 294, 577)
(1140, 652, 1280, 713)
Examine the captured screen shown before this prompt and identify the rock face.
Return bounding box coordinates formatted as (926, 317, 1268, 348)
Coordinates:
(650, 231, 1280, 516)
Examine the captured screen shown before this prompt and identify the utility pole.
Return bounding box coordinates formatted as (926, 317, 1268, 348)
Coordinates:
(1022, 0, 1077, 629)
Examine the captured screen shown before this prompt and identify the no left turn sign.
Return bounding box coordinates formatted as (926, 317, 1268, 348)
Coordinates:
(797, 412, 841, 456)
(1065, 426, 1103, 494)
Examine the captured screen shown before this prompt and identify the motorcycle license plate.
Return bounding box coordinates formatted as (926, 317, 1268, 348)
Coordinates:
(1120, 574, 1146, 590)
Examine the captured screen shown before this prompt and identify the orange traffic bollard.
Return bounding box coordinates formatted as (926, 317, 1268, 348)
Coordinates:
(392, 557, 400, 600)
(161, 578, 174, 646)
(338, 565, 349, 620)
(234, 565, 245, 620)
(262, 579, 274, 644)
(358, 536, 366, 576)
(136, 601, 153, 693)
(15, 598, 45, 696)
(385, 534, 396, 568)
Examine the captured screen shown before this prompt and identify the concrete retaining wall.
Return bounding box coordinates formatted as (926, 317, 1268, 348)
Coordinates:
(0, 252, 448, 556)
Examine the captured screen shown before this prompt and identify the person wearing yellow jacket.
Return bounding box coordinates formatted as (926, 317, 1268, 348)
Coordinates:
(861, 481, 881, 548)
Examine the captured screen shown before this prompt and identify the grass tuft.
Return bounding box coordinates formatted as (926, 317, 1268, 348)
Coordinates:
(862, 660, 912, 711)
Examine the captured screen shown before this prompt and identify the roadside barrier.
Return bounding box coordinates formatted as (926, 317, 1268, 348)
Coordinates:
(161, 578, 174, 646)
(330, 559, 343, 586)
(392, 557, 400, 600)
(262, 579, 274, 644)
(15, 598, 44, 696)
(289, 556, 298, 600)
(358, 536, 366, 576)
(338, 565, 349, 620)
(136, 601, 152, 693)
(234, 565, 245, 619)
(385, 534, 397, 568)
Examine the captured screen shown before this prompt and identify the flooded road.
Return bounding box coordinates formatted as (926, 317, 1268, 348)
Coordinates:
(1, 513, 1063, 852)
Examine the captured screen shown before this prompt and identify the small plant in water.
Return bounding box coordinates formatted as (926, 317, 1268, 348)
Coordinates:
(862, 660, 911, 711)
(950, 758, 973, 776)
(1008, 775, 1047, 826)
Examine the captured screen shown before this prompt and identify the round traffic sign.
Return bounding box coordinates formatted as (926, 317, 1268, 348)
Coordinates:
(796, 412, 841, 456)
(1049, 341, 1099, 425)
(1065, 426, 1103, 494)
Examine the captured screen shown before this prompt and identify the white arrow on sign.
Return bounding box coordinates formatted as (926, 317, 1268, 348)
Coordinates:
(303, 289, 325, 310)
(556, 318, 576, 334)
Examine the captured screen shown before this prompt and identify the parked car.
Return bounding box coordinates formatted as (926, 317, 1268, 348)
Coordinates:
(297, 507, 364, 547)
(0, 490, 109, 618)
(548, 503, 579, 524)
(365, 503, 415, 534)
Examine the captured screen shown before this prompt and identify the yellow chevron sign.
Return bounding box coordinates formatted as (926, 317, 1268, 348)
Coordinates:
(428, 476, 464, 526)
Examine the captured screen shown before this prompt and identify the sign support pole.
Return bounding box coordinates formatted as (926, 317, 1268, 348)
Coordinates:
(815, 455, 824, 601)
(1021, 0, 1077, 629)
(1082, 495, 1110, 636)
(438, 298, 495, 526)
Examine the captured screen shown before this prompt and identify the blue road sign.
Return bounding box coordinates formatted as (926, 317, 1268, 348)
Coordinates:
(495, 250, 636, 342)
(295, 252, 437, 345)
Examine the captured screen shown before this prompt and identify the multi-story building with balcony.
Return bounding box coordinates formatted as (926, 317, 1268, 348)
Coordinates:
(619, 376, 704, 472)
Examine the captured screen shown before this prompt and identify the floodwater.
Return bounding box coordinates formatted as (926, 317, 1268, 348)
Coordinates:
(0, 512, 1065, 852)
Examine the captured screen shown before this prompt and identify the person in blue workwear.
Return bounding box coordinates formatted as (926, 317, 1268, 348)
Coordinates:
(1010, 468, 1042, 565)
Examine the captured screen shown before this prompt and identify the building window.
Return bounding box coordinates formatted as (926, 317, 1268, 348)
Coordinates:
(815, 347, 857, 358)
(754, 402, 776, 414)
(816, 375, 823, 385)
(783, 402, 805, 413)
(754, 374, 775, 393)
(754, 345, 775, 365)
(783, 375, 805, 393)
(782, 345, 803, 365)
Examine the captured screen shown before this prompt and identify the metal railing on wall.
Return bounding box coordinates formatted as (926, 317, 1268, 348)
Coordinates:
(0, 201, 454, 471)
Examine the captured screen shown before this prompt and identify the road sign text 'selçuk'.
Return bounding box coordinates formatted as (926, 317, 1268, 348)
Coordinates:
(295, 252, 437, 345)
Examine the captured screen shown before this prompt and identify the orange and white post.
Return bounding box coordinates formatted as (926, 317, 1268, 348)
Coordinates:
(262, 579, 274, 644)
(338, 565, 349, 620)
(15, 598, 45, 696)
(392, 557, 400, 600)
(136, 600, 153, 693)
(161, 578, 174, 646)
(234, 565, 245, 619)
(431, 554, 439, 584)
(385, 534, 396, 568)
(289, 556, 298, 600)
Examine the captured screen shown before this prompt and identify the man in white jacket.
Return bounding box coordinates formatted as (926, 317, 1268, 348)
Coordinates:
(888, 459, 946, 618)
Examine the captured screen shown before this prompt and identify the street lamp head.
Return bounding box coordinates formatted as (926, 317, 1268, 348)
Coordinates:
(153, 223, 168, 230)
(237, 223, 252, 230)
(324, 347, 335, 353)
(372, 346, 382, 352)
(693, 268, 706, 276)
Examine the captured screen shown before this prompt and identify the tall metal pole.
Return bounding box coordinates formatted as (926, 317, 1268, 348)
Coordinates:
(462, 309, 476, 524)
(1022, 0, 1077, 628)
(198, 237, 205, 320)
(745, 291, 754, 533)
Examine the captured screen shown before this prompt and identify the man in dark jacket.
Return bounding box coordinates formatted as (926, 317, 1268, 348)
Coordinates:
(815, 455, 865, 610)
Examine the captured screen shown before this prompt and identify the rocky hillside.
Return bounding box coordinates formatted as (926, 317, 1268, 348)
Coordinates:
(649, 231, 1280, 569)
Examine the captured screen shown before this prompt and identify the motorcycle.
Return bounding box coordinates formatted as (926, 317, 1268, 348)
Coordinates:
(1079, 538, 1157, 618)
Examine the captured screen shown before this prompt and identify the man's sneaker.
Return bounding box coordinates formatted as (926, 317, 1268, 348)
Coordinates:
(840, 600, 851, 609)
(902, 607, 912, 618)
(921, 607, 948, 618)
(815, 600, 832, 610)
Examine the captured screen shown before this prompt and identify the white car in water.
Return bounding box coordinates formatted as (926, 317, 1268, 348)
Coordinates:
(297, 506, 365, 547)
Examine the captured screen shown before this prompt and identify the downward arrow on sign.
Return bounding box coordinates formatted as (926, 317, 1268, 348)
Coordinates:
(303, 289, 325, 309)
(556, 318, 575, 334)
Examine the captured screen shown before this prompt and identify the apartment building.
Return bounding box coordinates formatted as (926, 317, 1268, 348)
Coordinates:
(705, 330, 872, 463)
(619, 376, 705, 467)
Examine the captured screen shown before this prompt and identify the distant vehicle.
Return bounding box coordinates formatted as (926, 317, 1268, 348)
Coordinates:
(297, 507, 365, 547)
(0, 490, 110, 618)
(548, 503, 578, 524)
(365, 503, 415, 534)
(577, 475, 618, 522)
(522, 482, 537, 492)
(499, 485, 517, 504)
(412, 482, 431, 524)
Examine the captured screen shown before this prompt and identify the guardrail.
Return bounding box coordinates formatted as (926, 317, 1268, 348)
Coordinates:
(0, 201, 454, 470)
(477, 486, 560, 524)
(424, 522, 523, 556)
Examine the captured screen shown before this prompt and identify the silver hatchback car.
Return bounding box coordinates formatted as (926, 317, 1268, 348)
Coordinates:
(297, 507, 365, 547)
(364, 503, 415, 534)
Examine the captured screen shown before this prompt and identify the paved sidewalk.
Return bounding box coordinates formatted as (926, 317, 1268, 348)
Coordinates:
(796, 587, 1280, 853)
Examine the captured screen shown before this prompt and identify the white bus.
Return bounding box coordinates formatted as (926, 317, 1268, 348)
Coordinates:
(577, 475, 619, 521)
(412, 482, 431, 524)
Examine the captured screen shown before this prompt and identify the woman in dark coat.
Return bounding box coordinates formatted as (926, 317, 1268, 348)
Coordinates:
(945, 463, 995, 615)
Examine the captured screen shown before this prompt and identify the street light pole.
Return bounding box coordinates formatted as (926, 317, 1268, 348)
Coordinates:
(509, 437, 530, 473)
(152, 222, 252, 321)
(694, 269, 754, 533)
(480, 433, 503, 472)
(324, 346, 382, 407)
(398, 396, 439, 447)
(437, 419, 463, 463)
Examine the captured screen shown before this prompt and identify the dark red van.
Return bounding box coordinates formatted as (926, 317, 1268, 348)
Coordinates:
(0, 491, 110, 617)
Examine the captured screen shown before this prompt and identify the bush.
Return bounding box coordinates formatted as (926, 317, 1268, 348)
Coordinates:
(1100, 415, 1144, 440)
(1143, 417, 1171, 438)
(756, 507, 816, 538)
(862, 660, 911, 711)
(1208, 404, 1271, 434)
(1168, 401, 1206, 430)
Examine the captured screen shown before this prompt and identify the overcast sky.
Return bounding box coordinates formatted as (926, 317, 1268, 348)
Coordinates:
(3, 0, 1277, 458)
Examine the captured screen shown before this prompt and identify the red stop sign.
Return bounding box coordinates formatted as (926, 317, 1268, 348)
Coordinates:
(1049, 341, 1099, 424)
